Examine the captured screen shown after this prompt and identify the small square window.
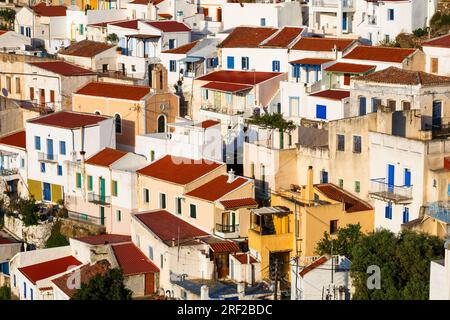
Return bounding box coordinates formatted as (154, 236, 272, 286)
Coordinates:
(190, 204, 197, 218)
(338, 179, 344, 189)
(353, 136, 362, 153)
(144, 188, 150, 203)
(337, 134, 345, 151)
(131, 65, 136, 72)
(330, 220, 338, 234)
(40, 162, 45, 173)
(57, 165, 62, 176)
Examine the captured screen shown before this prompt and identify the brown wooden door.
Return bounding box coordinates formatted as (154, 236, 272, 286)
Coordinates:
(29, 87, 34, 101)
(39, 89, 45, 106)
(50, 90, 55, 103)
(217, 7, 222, 22)
(144, 273, 154, 295)
(343, 73, 350, 86)
(431, 58, 438, 73)
(203, 7, 209, 17)
(215, 253, 229, 279)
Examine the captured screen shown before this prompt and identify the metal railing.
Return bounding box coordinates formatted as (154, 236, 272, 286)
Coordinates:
(0, 168, 18, 176)
(37, 152, 58, 162)
(87, 192, 111, 205)
(369, 178, 412, 203)
(424, 201, 450, 224)
(215, 224, 239, 233)
(312, 0, 353, 8)
(68, 211, 105, 226)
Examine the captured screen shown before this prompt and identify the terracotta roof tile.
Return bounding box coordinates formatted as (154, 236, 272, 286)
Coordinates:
(299, 256, 328, 277)
(219, 26, 278, 48)
(0, 130, 26, 149)
(58, 40, 115, 58)
(32, 4, 67, 17)
(201, 81, 253, 93)
(85, 148, 127, 167)
(209, 241, 240, 253)
(422, 34, 450, 48)
(324, 62, 376, 73)
(28, 61, 96, 76)
(158, 13, 172, 19)
(137, 155, 222, 185)
(162, 40, 199, 54)
(195, 120, 220, 129)
(186, 175, 249, 202)
(309, 89, 350, 100)
(75, 82, 152, 100)
(233, 253, 257, 264)
(0, 236, 18, 244)
(343, 45, 416, 63)
(261, 27, 304, 48)
(134, 209, 208, 242)
(112, 242, 159, 275)
(111, 19, 140, 29)
(291, 37, 354, 51)
(28, 111, 110, 129)
(144, 21, 191, 32)
(355, 66, 450, 86)
(220, 198, 258, 209)
(19, 256, 82, 284)
(130, 0, 165, 4)
(74, 234, 131, 246)
(197, 70, 282, 85)
(289, 58, 334, 65)
(315, 183, 373, 213)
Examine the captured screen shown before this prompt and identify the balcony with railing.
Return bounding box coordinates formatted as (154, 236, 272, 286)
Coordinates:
(0, 167, 18, 177)
(369, 178, 412, 204)
(311, 0, 354, 10)
(68, 211, 106, 227)
(38, 152, 58, 163)
(87, 193, 111, 205)
(214, 223, 240, 239)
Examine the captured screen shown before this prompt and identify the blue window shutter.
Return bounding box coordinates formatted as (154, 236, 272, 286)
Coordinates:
(60, 141, 66, 155)
(34, 136, 41, 150)
(404, 169, 411, 187)
(57, 165, 62, 176)
(359, 97, 367, 115)
(316, 105, 327, 120)
(227, 56, 234, 69)
(20, 26, 24, 35)
(448, 184, 450, 196)
(40, 163, 45, 173)
(403, 207, 409, 223)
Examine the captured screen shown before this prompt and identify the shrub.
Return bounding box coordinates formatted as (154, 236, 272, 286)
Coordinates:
(45, 220, 69, 248)
(0, 285, 11, 300)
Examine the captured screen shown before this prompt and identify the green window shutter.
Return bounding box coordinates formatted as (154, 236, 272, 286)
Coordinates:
(76, 173, 82, 188)
(113, 180, 118, 197)
(117, 210, 121, 222)
(190, 204, 196, 218)
(338, 179, 344, 189)
(150, 150, 155, 162)
(355, 181, 360, 193)
(251, 163, 255, 178)
(88, 175, 93, 191)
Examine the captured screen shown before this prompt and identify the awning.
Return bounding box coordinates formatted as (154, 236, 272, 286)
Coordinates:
(289, 58, 334, 65)
(324, 62, 376, 74)
(179, 56, 203, 63)
(125, 34, 160, 40)
(202, 81, 253, 93)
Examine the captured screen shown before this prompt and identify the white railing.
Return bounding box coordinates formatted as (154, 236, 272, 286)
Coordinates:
(37, 152, 58, 162)
(369, 178, 412, 203)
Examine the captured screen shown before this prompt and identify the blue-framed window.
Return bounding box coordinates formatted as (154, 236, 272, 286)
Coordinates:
(403, 207, 409, 223)
(448, 184, 450, 196)
(260, 18, 266, 26)
(57, 165, 62, 176)
(23, 282, 26, 298)
(168, 39, 176, 49)
(227, 56, 235, 69)
(59, 141, 66, 155)
(385, 203, 393, 219)
(404, 168, 411, 187)
(20, 26, 24, 35)
(241, 57, 249, 70)
(272, 60, 280, 72)
(388, 9, 394, 21)
(34, 136, 41, 150)
(169, 60, 176, 72)
(26, 27, 31, 37)
(293, 64, 300, 79)
(30, 288, 33, 300)
(337, 134, 345, 151)
(148, 246, 154, 260)
(316, 104, 327, 120)
(321, 170, 328, 183)
(359, 96, 367, 115)
(40, 163, 46, 173)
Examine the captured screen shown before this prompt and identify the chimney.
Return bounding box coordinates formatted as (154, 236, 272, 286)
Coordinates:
(200, 285, 210, 300)
(305, 166, 314, 202)
(171, 238, 176, 247)
(227, 168, 235, 183)
(237, 282, 245, 298)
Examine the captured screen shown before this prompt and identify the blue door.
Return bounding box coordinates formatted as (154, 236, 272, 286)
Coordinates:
(342, 12, 348, 31)
(359, 97, 367, 115)
(404, 169, 411, 187)
(316, 105, 327, 120)
(403, 207, 409, 223)
(227, 56, 234, 69)
(432, 101, 442, 128)
(387, 164, 395, 193)
(47, 139, 54, 160)
(43, 182, 51, 201)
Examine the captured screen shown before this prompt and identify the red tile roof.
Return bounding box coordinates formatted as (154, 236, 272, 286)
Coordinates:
(291, 37, 355, 51)
(134, 209, 208, 242)
(299, 256, 328, 277)
(201, 81, 253, 93)
(261, 27, 304, 48)
(88, 19, 127, 28)
(162, 40, 199, 54)
(51, 260, 110, 298)
(75, 234, 132, 245)
(196, 120, 220, 129)
(0, 236, 17, 244)
(158, 13, 173, 19)
(58, 40, 115, 58)
(137, 155, 222, 185)
(289, 58, 334, 65)
(220, 198, 258, 209)
(28, 111, 110, 129)
(112, 242, 159, 276)
(197, 70, 282, 85)
(219, 26, 278, 48)
(315, 183, 373, 213)
(209, 241, 240, 253)
(309, 89, 350, 100)
(18, 256, 82, 284)
(28, 61, 96, 76)
(144, 21, 191, 32)
(85, 148, 127, 167)
(32, 4, 67, 17)
(233, 253, 257, 264)
(75, 82, 152, 100)
(422, 34, 450, 48)
(324, 62, 376, 73)
(343, 45, 416, 63)
(130, 0, 166, 4)
(0, 130, 26, 149)
(109, 19, 140, 30)
(186, 175, 249, 202)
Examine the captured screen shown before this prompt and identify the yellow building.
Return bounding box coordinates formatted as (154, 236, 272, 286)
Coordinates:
(402, 201, 450, 239)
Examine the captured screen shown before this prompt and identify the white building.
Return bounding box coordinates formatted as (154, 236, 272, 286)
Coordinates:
(0, 30, 31, 54)
(308, 0, 357, 36)
(430, 244, 450, 300)
(422, 33, 450, 76)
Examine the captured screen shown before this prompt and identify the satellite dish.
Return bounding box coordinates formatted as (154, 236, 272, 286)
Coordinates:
(2, 88, 8, 97)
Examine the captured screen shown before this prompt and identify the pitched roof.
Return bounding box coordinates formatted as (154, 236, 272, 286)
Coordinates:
(315, 183, 373, 213)
(85, 148, 127, 167)
(110, 19, 140, 29)
(195, 120, 220, 129)
(28, 111, 110, 129)
(355, 66, 450, 86)
(290, 58, 334, 65)
(220, 198, 258, 209)
(309, 89, 350, 100)
(51, 260, 110, 298)
(32, 4, 67, 17)
(74, 234, 131, 245)
(201, 81, 253, 93)
(324, 62, 376, 73)
(111, 242, 159, 276)
(134, 209, 208, 242)
(299, 256, 328, 277)
(58, 40, 115, 58)
(208, 241, 240, 253)
(143, 20, 191, 32)
(18, 256, 82, 284)
(343, 45, 416, 63)
(130, 0, 166, 4)
(0, 130, 26, 149)
(291, 37, 354, 51)
(197, 70, 282, 85)
(422, 34, 450, 48)
(75, 82, 152, 100)
(219, 26, 278, 48)
(162, 40, 199, 54)
(260, 27, 304, 48)
(233, 253, 257, 264)
(0, 236, 18, 244)
(28, 61, 96, 76)
(185, 174, 249, 202)
(137, 155, 222, 185)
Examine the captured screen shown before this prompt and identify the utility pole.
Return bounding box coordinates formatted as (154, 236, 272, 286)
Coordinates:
(274, 258, 278, 301)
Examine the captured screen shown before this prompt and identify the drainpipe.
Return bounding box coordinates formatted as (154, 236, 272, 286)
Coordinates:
(80, 126, 86, 200)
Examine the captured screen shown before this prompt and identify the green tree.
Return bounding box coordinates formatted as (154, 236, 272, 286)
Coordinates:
(0, 9, 15, 29)
(45, 220, 69, 248)
(106, 33, 119, 44)
(315, 223, 363, 261)
(0, 285, 11, 300)
(248, 112, 296, 132)
(9, 198, 39, 227)
(71, 268, 132, 300)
